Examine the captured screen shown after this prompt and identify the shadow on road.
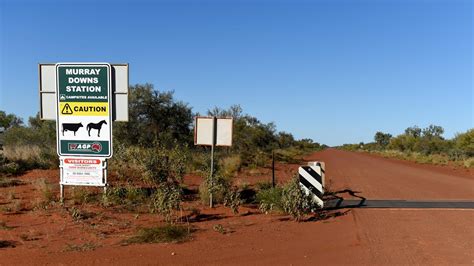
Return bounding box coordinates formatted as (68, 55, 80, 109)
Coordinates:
(323, 189, 367, 210)
(323, 189, 474, 209)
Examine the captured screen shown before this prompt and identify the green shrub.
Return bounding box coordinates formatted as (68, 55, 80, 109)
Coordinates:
(256, 181, 273, 191)
(0, 160, 21, 176)
(70, 188, 99, 205)
(125, 224, 192, 244)
(454, 129, 474, 156)
(429, 154, 449, 165)
(281, 178, 321, 221)
(256, 186, 283, 214)
(108, 145, 143, 182)
(150, 183, 183, 223)
(251, 150, 270, 168)
(223, 186, 241, 214)
(198, 171, 242, 213)
(464, 158, 474, 168)
(219, 155, 242, 178)
(256, 178, 321, 220)
(274, 148, 302, 164)
(110, 144, 187, 186)
(448, 148, 467, 161)
(188, 150, 208, 173)
(102, 186, 147, 208)
(199, 171, 231, 204)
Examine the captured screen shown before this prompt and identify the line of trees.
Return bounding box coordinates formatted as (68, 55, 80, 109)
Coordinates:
(340, 125, 473, 167)
(1, 83, 325, 173)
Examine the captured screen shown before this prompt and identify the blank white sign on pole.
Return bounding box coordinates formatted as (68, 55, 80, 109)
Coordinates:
(195, 117, 215, 146)
(216, 118, 232, 146)
(194, 117, 233, 147)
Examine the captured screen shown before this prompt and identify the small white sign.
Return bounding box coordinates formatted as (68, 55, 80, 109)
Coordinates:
(194, 117, 233, 147)
(216, 118, 233, 146)
(195, 117, 215, 146)
(61, 157, 105, 186)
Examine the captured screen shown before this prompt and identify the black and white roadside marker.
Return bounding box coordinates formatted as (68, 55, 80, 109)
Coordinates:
(298, 165, 324, 207)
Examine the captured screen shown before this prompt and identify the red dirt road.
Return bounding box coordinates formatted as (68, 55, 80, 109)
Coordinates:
(309, 149, 474, 200)
(1, 149, 473, 265)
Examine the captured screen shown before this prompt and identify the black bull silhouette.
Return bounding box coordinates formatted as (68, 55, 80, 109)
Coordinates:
(62, 123, 83, 136)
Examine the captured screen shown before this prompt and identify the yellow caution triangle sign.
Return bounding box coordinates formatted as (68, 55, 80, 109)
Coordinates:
(61, 103, 73, 115)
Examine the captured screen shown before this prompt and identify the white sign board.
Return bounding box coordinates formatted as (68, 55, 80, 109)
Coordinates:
(195, 117, 215, 146)
(61, 157, 105, 186)
(39, 63, 129, 121)
(216, 118, 233, 146)
(194, 117, 233, 146)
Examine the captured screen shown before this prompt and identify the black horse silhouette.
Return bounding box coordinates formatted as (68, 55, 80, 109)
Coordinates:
(87, 120, 107, 137)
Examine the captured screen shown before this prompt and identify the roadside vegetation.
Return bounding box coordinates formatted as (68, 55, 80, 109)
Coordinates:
(0, 82, 327, 246)
(339, 125, 473, 168)
(124, 224, 193, 244)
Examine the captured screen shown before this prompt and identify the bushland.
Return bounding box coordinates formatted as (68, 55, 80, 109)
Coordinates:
(0, 83, 326, 223)
(339, 126, 473, 168)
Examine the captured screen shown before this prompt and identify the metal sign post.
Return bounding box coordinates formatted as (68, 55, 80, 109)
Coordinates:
(272, 150, 275, 188)
(194, 116, 233, 208)
(209, 117, 216, 208)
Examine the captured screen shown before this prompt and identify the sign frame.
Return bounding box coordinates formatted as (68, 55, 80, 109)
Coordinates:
(39, 63, 129, 121)
(55, 62, 113, 158)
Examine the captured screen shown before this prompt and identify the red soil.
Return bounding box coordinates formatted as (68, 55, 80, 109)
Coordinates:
(1, 149, 473, 265)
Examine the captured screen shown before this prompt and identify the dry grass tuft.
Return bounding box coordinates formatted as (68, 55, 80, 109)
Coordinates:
(33, 178, 55, 203)
(0, 221, 13, 230)
(463, 158, 474, 168)
(3, 145, 41, 162)
(64, 242, 99, 252)
(124, 224, 192, 245)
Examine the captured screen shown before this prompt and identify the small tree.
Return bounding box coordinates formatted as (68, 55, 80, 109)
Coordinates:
(454, 129, 474, 157)
(277, 132, 295, 149)
(113, 84, 193, 147)
(0, 110, 23, 129)
(422, 125, 444, 139)
(405, 126, 422, 138)
(374, 132, 392, 149)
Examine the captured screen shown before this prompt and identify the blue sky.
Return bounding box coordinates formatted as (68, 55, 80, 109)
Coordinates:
(0, 0, 472, 146)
